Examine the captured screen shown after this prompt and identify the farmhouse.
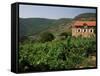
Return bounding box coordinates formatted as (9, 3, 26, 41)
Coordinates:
(72, 21, 96, 37)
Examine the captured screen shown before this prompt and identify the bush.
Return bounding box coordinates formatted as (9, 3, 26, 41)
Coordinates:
(59, 32, 72, 39)
(19, 37, 96, 72)
(59, 32, 68, 38)
(39, 32, 55, 42)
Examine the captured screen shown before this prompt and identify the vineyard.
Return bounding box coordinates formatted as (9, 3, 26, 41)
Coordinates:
(19, 36, 96, 72)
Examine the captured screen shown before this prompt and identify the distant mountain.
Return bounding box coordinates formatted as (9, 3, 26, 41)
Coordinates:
(19, 18, 55, 37)
(19, 18, 72, 38)
(74, 13, 96, 21)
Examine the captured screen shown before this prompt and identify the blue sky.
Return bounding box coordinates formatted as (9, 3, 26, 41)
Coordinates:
(19, 5, 96, 19)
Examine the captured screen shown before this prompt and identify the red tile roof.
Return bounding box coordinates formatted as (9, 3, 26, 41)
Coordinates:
(74, 21, 96, 27)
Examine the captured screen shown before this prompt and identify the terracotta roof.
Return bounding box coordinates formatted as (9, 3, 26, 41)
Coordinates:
(74, 21, 96, 27)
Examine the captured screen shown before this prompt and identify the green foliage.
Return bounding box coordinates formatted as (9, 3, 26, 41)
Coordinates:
(59, 32, 69, 38)
(19, 18, 55, 37)
(18, 12, 96, 72)
(93, 26, 96, 34)
(39, 32, 55, 42)
(19, 36, 96, 72)
(20, 35, 30, 43)
(19, 18, 72, 38)
(58, 32, 72, 40)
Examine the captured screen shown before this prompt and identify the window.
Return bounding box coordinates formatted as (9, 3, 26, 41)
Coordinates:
(83, 29, 87, 32)
(77, 29, 81, 32)
(89, 29, 93, 33)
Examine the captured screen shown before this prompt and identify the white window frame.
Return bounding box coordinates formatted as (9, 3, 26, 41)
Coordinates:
(89, 29, 93, 33)
(83, 29, 87, 32)
(77, 29, 81, 32)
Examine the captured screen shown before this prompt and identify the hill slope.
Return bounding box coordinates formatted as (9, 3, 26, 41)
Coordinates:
(74, 13, 96, 21)
(19, 13, 96, 39)
(19, 18, 72, 38)
(19, 18, 55, 37)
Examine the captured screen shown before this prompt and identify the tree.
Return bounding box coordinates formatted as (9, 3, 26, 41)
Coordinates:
(59, 32, 71, 38)
(39, 32, 55, 42)
(60, 32, 68, 38)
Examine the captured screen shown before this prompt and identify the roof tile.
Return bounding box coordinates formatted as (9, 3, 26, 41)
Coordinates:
(74, 21, 96, 26)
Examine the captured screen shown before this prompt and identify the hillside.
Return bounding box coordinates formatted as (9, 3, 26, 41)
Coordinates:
(47, 18, 72, 35)
(19, 13, 96, 40)
(74, 13, 96, 21)
(19, 18, 55, 38)
(19, 18, 72, 39)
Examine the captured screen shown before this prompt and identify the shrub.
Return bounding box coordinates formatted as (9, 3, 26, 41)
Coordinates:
(59, 32, 68, 38)
(39, 32, 55, 42)
(19, 36, 96, 72)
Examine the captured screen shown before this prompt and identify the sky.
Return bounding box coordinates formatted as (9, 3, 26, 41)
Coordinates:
(19, 4, 96, 19)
